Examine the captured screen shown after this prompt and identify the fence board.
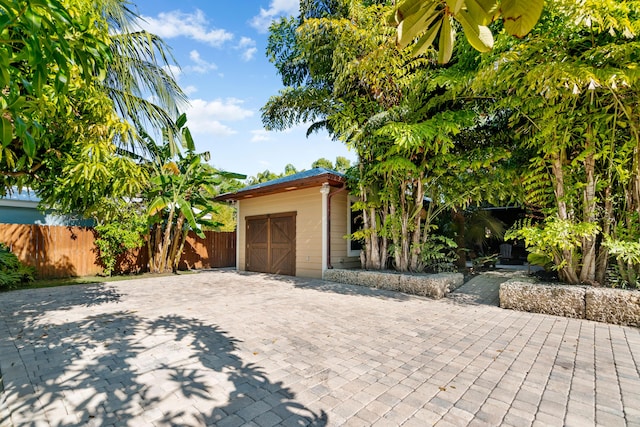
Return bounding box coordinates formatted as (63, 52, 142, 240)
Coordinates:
(0, 224, 236, 278)
(179, 231, 236, 270)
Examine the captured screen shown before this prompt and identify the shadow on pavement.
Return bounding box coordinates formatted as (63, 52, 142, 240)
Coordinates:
(0, 285, 327, 426)
(2, 283, 123, 314)
(264, 274, 411, 302)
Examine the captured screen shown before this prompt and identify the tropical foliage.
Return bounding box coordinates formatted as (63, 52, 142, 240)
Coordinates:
(0, 243, 35, 289)
(246, 157, 351, 185)
(0, 0, 110, 190)
(265, 0, 513, 272)
(144, 115, 245, 273)
(1, 0, 185, 199)
(264, 0, 639, 287)
(393, 0, 544, 63)
(0, 0, 254, 279)
(311, 156, 351, 173)
(473, 0, 640, 285)
(246, 164, 299, 185)
(94, 200, 147, 276)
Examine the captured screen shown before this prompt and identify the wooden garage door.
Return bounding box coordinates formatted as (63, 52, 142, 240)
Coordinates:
(246, 212, 296, 276)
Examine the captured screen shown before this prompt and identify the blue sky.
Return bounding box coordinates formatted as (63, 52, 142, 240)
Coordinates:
(132, 0, 356, 177)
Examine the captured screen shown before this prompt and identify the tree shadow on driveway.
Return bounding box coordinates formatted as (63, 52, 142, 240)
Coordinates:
(265, 274, 412, 302)
(0, 284, 327, 426)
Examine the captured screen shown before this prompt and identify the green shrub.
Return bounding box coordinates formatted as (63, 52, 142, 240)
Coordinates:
(0, 243, 35, 289)
(603, 235, 640, 289)
(506, 217, 600, 277)
(417, 234, 458, 273)
(526, 252, 554, 271)
(473, 253, 499, 270)
(95, 209, 147, 276)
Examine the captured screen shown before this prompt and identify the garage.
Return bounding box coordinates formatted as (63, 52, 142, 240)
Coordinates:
(245, 212, 296, 276)
(215, 168, 360, 278)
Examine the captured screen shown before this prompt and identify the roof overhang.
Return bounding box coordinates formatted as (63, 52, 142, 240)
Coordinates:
(0, 199, 39, 209)
(215, 172, 345, 202)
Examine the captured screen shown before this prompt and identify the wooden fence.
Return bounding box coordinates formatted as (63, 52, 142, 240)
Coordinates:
(0, 224, 236, 278)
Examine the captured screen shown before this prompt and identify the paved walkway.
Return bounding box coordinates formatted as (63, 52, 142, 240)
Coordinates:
(449, 271, 524, 306)
(1, 271, 639, 426)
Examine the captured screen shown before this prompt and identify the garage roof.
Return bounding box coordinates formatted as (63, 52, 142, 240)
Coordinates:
(215, 167, 345, 201)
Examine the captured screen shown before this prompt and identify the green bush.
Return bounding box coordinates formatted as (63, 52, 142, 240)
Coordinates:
(417, 234, 458, 273)
(0, 243, 35, 289)
(526, 252, 554, 271)
(506, 217, 600, 277)
(603, 235, 640, 289)
(95, 208, 147, 276)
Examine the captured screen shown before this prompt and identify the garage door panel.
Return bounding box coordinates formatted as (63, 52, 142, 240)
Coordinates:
(246, 213, 296, 276)
(271, 217, 294, 244)
(247, 247, 268, 272)
(248, 219, 268, 245)
(271, 249, 294, 275)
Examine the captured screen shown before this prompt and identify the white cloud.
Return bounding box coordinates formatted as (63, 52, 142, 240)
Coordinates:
(137, 10, 233, 47)
(186, 98, 254, 136)
(243, 48, 257, 61)
(239, 37, 254, 48)
(183, 85, 198, 96)
(237, 37, 257, 61)
(187, 50, 218, 73)
(250, 129, 271, 142)
(163, 64, 182, 79)
(190, 120, 236, 136)
(250, 0, 299, 33)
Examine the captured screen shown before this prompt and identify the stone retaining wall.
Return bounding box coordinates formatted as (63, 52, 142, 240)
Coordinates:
(500, 278, 640, 327)
(323, 269, 464, 299)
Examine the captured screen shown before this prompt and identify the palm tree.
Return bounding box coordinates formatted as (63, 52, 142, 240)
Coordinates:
(97, 0, 188, 154)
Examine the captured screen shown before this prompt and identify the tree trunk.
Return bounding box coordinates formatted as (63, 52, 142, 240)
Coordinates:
(389, 199, 402, 271)
(452, 208, 466, 269)
(149, 206, 176, 274)
(361, 195, 384, 270)
(580, 148, 597, 284)
(366, 206, 380, 269)
(551, 152, 580, 284)
(148, 223, 163, 273)
(409, 177, 424, 272)
(172, 227, 189, 273)
(168, 213, 186, 272)
(633, 140, 640, 215)
(595, 186, 613, 285)
(396, 181, 410, 272)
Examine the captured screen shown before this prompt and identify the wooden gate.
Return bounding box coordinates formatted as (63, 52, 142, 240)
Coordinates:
(246, 212, 296, 276)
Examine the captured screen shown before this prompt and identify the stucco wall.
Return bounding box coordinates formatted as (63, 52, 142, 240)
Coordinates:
(238, 187, 323, 278)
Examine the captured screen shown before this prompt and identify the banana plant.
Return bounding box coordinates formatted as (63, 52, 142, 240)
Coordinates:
(144, 114, 244, 273)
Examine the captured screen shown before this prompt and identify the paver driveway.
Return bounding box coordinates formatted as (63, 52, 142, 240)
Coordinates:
(1, 270, 639, 426)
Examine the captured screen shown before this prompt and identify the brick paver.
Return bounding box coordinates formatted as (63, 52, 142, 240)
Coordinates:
(1, 270, 639, 426)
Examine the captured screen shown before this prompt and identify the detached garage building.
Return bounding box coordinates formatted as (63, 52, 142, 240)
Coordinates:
(215, 168, 360, 278)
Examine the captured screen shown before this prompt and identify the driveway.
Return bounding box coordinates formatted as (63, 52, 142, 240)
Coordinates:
(0, 271, 639, 426)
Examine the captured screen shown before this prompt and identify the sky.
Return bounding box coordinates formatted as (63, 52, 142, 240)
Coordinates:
(132, 0, 356, 178)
